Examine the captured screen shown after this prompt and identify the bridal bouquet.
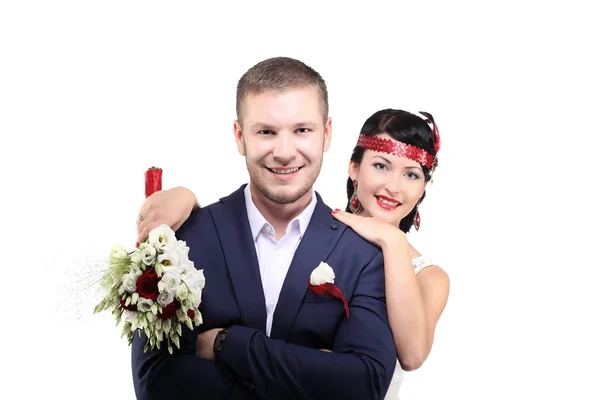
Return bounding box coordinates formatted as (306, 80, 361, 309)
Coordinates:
(94, 224, 205, 354)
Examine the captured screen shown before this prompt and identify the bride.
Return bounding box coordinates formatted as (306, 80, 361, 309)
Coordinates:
(136, 108, 450, 399)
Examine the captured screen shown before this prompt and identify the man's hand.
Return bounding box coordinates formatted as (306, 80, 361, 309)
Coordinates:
(196, 328, 222, 360)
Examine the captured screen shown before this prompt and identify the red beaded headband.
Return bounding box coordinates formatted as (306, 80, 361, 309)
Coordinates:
(356, 111, 440, 171)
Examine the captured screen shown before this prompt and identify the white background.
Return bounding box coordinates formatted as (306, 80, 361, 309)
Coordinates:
(2, 1, 599, 399)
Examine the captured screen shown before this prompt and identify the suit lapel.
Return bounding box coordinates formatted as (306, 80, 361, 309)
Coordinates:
(210, 185, 267, 332)
(270, 194, 346, 341)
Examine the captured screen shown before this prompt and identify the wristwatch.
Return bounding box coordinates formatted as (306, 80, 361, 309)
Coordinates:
(213, 328, 228, 360)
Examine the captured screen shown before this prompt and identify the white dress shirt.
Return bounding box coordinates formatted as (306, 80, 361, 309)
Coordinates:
(244, 184, 317, 336)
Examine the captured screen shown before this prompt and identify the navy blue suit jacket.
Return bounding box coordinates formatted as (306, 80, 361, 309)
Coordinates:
(132, 185, 396, 399)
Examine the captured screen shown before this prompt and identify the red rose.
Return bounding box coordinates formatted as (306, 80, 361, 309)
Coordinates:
(119, 298, 137, 311)
(187, 309, 195, 319)
(158, 299, 180, 320)
(136, 269, 160, 301)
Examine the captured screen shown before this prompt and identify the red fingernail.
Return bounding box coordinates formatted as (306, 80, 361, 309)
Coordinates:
(331, 210, 339, 214)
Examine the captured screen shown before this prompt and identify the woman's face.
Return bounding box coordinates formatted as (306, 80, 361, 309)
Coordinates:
(349, 133, 427, 227)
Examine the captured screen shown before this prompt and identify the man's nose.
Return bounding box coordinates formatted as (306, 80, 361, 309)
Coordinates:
(272, 132, 295, 162)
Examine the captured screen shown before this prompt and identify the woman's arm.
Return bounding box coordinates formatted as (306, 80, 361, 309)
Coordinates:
(136, 186, 199, 243)
(380, 232, 450, 370)
(331, 209, 450, 371)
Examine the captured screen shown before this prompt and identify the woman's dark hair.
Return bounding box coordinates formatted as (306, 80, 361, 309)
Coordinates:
(345, 109, 440, 232)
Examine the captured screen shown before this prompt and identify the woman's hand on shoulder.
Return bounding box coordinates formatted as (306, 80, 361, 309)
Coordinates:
(331, 209, 406, 248)
(136, 186, 198, 243)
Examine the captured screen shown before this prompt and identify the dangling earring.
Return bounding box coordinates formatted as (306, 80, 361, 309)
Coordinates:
(348, 180, 363, 213)
(413, 207, 421, 231)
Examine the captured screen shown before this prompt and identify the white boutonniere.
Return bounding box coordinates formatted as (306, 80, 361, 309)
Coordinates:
(308, 262, 349, 319)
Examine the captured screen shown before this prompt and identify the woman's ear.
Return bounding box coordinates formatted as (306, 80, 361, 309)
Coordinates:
(348, 160, 359, 181)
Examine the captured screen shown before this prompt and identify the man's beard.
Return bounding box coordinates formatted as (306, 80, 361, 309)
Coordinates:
(249, 160, 322, 205)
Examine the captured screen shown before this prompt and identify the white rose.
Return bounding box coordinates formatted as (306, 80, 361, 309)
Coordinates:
(309, 262, 335, 285)
(182, 268, 205, 293)
(170, 240, 190, 260)
(141, 246, 157, 266)
(180, 258, 195, 273)
(157, 251, 182, 272)
(159, 271, 180, 294)
(148, 224, 177, 251)
(137, 298, 154, 313)
(157, 290, 176, 308)
(122, 272, 137, 293)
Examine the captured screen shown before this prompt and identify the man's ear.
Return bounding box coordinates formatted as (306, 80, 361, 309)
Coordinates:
(233, 120, 245, 156)
(323, 117, 332, 152)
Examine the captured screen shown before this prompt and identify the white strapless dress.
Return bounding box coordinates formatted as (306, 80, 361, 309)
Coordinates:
(383, 255, 434, 400)
(384, 361, 404, 399)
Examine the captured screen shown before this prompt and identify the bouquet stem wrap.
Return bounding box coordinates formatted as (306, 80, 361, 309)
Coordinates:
(145, 166, 163, 198)
(136, 167, 163, 248)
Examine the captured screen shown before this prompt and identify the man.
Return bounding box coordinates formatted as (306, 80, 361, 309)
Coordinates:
(131, 57, 396, 399)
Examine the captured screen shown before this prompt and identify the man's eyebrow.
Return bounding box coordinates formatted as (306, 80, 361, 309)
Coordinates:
(293, 121, 317, 129)
(250, 123, 277, 131)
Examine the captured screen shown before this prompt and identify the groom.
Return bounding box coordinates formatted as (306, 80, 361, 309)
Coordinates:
(131, 57, 397, 399)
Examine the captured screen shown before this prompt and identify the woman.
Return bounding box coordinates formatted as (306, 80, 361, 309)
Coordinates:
(136, 109, 450, 399)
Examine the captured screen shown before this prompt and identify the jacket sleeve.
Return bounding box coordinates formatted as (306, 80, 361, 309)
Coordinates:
(131, 326, 247, 400)
(218, 252, 397, 400)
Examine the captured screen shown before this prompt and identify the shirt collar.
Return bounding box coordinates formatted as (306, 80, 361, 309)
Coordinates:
(244, 183, 317, 241)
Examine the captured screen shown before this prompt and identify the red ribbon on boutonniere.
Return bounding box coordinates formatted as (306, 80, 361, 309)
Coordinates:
(308, 262, 349, 319)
